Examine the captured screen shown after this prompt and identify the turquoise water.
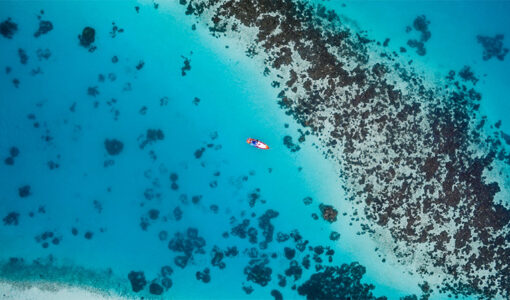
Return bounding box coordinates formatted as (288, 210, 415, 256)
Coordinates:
(1, 0, 509, 299)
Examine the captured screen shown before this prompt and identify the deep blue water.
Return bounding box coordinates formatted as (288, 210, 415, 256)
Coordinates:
(1, 0, 509, 299)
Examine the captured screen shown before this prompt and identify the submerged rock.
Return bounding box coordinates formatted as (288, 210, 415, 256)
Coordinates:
(18, 48, 28, 64)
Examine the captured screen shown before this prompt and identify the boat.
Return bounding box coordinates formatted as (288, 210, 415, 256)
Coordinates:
(247, 138, 270, 150)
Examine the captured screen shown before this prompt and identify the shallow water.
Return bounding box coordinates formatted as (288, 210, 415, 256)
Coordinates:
(1, 1, 509, 299)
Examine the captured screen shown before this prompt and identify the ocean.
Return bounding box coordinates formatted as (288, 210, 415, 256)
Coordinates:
(1, 0, 509, 299)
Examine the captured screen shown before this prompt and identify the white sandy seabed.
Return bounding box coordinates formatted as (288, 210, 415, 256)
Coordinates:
(0, 281, 124, 300)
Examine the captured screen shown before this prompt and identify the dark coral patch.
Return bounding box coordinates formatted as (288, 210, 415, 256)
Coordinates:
(84, 231, 93, 240)
(0, 18, 18, 39)
(298, 263, 383, 299)
(161, 265, 173, 277)
(18, 48, 28, 64)
(181, 55, 191, 76)
(284, 247, 295, 260)
(302, 196, 313, 205)
(10, 147, 19, 157)
(283, 135, 300, 152)
(329, 231, 340, 241)
(271, 289, 283, 300)
(78, 26, 95, 48)
(477, 34, 509, 61)
(258, 209, 279, 249)
(104, 139, 124, 155)
(244, 257, 272, 287)
(149, 282, 163, 295)
(319, 204, 338, 222)
(194, 147, 205, 158)
(173, 206, 183, 220)
(18, 185, 31, 198)
(196, 268, 211, 283)
(34, 20, 53, 37)
(148, 209, 159, 220)
(3, 212, 20, 226)
(139, 129, 164, 149)
(4, 157, 14, 166)
(162, 278, 173, 290)
(128, 271, 147, 293)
